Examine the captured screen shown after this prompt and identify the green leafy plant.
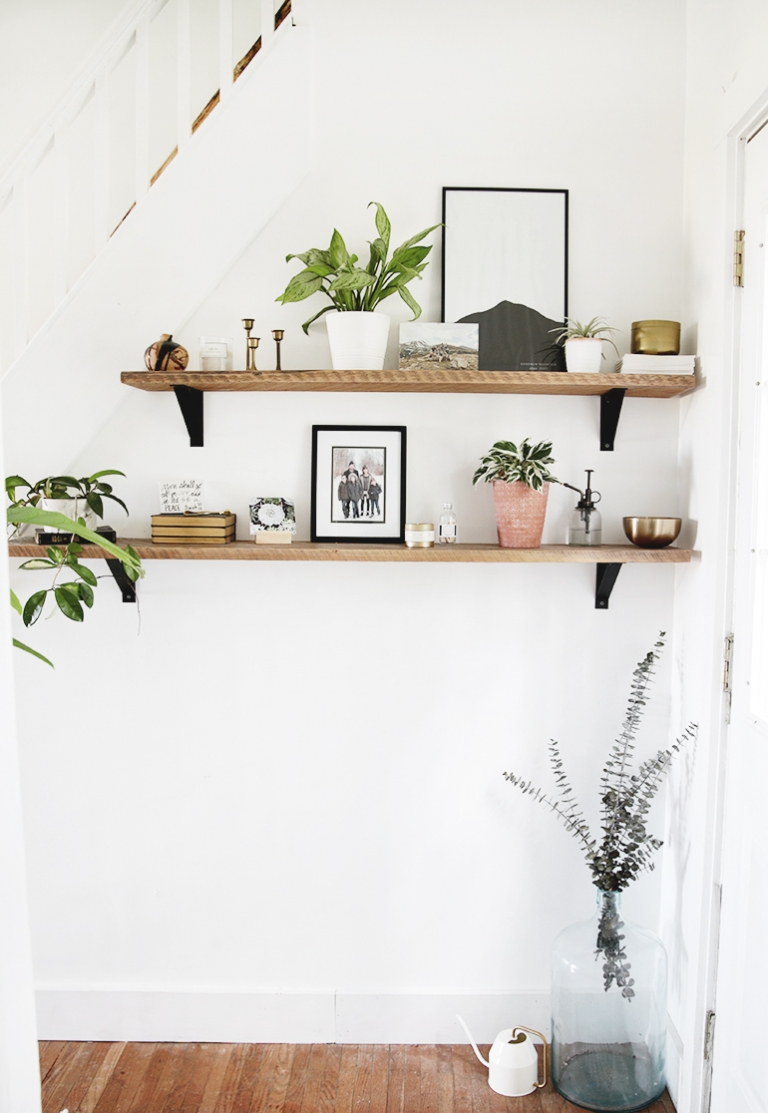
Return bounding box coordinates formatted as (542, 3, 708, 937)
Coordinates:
(472, 439, 558, 491)
(503, 634, 696, 995)
(7, 480, 143, 666)
(549, 316, 620, 358)
(276, 202, 441, 334)
(6, 470, 128, 522)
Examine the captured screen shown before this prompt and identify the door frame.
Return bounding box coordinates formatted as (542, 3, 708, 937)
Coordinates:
(688, 93, 768, 1112)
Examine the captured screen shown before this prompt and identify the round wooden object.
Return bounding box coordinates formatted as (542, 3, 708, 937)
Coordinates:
(144, 333, 189, 371)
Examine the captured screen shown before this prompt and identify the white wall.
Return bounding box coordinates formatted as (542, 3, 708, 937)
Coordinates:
(5, 0, 692, 1046)
(0, 0, 129, 175)
(660, 2, 768, 1110)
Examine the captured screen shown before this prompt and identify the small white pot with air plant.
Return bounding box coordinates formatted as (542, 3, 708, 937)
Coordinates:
(276, 202, 441, 371)
(550, 317, 620, 374)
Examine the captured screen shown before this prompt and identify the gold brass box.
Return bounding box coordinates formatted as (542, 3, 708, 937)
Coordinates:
(630, 320, 681, 355)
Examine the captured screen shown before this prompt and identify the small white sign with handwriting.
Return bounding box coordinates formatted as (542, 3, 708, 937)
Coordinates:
(159, 480, 204, 514)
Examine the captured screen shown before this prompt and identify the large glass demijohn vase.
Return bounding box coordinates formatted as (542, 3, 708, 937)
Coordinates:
(551, 889, 667, 1112)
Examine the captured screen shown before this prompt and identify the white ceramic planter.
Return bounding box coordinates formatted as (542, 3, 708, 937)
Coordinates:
(564, 336, 603, 373)
(326, 311, 390, 371)
(39, 498, 96, 532)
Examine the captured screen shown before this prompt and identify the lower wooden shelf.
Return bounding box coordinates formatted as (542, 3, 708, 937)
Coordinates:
(8, 539, 692, 563)
(8, 540, 691, 609)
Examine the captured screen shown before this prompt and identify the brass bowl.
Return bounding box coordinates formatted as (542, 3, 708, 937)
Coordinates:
(630, 320, 681, 355)
(623, 516, 682, 548)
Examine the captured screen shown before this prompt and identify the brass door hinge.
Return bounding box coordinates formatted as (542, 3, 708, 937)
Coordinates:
(734, 230, 745, 286)
(704, 1009, 716, 1060)
(724, 633, 734, 721)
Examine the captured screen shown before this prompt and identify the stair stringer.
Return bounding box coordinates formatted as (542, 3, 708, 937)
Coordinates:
(1, 24, 311, 478)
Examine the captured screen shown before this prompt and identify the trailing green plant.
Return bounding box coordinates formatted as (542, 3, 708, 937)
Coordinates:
(503, 634, 696, 996)
(6, 470, 128, 523)
(472, 439, 558, 491)
(549, 316, 620, 358)
(7, 483, 143, 666)
(276, 202, 441, 334)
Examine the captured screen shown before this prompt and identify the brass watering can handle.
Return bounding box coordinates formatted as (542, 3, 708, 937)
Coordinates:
(511, 1026, 547, 1089)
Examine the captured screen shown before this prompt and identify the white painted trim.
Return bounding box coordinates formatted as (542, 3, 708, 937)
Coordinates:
(665, 1011, 683, 1108)
(262, 0, 275, 47)
(219, 0, 234, 95)
(35, 988, 550, 1045)
(0, 19, 302, 388)
(0, 380, 41, 1111)
(0, 0, 152, 188)
(682, 88, 768, 1113)
(177, 0, 192, 150)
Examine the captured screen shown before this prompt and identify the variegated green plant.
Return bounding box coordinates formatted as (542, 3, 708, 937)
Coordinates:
(472, 439, 558, 492)
(276, 202, 441, 334)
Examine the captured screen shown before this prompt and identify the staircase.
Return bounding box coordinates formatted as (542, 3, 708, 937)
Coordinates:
(0, 0, 311, 475)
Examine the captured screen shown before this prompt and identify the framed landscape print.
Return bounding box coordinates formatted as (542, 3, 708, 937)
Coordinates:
(399, 322, 479, 370)
(311, 425, 406, 543)
(441, 187, 569, 371)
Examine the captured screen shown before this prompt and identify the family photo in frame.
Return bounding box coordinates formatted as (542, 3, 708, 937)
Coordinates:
(311, 425, 406, 543)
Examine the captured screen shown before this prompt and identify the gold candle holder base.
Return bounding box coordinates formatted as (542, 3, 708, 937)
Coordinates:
(272, 329, 285, 372)
(242, 319, 256, 369)
(248, 337, 260, 372)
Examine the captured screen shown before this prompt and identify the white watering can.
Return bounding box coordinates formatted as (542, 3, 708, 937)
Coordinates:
(456, 1015, 547, 1097)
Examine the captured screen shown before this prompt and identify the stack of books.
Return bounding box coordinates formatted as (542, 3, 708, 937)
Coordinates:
(617, 354, 695, 375)
(151, 512, 236, 545)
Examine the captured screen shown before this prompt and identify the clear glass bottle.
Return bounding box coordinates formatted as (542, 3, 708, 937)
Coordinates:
(568, 469, 602, 546)
(438, 502, 457, 543)
(551, 889, 667, 1112)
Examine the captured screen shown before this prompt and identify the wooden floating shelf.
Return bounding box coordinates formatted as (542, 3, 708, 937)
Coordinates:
(120, 369, 697, 451)
(121, 369, 696, 399)
(8, 540, 691, 610)
(7, 540, 692, 562)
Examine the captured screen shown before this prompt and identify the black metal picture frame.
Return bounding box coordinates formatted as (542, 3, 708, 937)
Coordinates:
(441, 186, 569, 371)
(311, 425, 407, 543)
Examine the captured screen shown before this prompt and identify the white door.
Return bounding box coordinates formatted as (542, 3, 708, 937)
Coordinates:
(709, 122, 768, 1112)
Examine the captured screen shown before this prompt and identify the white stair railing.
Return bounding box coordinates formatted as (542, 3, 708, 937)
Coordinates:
(0, 0, 292, 375)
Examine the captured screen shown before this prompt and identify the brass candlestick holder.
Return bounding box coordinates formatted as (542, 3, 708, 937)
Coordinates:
(242, 318, 255, 369)
(248, 337, 260, 372)
(272, 329, 284, 371)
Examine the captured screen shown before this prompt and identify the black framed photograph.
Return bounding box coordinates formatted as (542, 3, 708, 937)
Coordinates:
(311, 425, 407, 543)
(441, 186, 569, 371)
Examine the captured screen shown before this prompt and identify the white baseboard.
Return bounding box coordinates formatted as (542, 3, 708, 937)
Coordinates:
(665, 1012, 683, 1109)
(35, 989, 551, 1044)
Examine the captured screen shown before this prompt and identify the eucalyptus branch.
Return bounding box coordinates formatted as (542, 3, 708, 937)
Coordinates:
(502, 634, 697, 994)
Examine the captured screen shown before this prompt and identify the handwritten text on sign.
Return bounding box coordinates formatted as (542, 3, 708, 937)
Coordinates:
(159, 480, 204, 513)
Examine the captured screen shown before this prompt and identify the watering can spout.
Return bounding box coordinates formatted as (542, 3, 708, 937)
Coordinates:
(455, 1014, 490, 1068)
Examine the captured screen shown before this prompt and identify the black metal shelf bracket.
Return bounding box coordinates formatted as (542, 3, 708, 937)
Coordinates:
(105, 559, 137, 603)
(173, 385, 204, 447)
(600, 388, 626, 451)
(595, 563, 622, 609)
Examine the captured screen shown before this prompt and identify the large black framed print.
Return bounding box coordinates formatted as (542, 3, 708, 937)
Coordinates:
(441, 187, 569, 371)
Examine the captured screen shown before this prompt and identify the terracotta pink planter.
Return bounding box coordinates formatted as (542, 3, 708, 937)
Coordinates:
(492, 481, 550, 548)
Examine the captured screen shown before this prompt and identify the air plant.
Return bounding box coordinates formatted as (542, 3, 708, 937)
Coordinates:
(503, 634, 696, 997)
(548, 316, 620, 359)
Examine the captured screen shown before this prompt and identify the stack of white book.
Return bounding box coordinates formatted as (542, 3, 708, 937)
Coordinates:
(617, 354, 696, 375)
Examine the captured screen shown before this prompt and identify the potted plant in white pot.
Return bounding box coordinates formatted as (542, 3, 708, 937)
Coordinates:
(473, 438, 558, 548)
(549, 317, 620, 374)
(276, 202, 440, 370)
(6, 470, 128, 539)
(6, 478, 142, 666)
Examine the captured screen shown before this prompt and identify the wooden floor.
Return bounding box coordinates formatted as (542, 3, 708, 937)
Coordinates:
(40, 1042, 675, 1113)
